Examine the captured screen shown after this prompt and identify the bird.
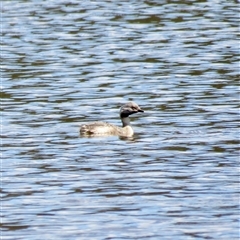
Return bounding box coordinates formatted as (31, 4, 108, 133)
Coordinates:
(80, 101, 144, 137)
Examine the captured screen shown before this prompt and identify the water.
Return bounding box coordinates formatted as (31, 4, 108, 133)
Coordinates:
(2, 0, 239, 239)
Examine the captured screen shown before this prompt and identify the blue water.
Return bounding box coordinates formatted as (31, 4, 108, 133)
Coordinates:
(2, 0, 239, 239)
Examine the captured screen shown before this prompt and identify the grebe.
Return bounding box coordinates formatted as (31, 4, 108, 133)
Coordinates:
(80, 102, 144, 137)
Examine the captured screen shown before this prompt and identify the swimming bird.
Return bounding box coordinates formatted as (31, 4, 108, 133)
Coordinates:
(80, 102, 144, 137)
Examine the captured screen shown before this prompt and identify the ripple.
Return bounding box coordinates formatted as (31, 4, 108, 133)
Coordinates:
(2, 0, 239, 239)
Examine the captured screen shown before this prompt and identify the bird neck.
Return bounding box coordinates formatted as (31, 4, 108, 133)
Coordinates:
(121, 117, 131, 127)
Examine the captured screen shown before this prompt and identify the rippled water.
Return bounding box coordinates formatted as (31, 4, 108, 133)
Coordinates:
(2, 0, 239, 239)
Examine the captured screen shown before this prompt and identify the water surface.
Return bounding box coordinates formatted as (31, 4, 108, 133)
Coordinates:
(2, 0, 239, 239)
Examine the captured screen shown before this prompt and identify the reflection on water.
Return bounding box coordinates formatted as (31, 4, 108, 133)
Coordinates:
(3, 0, 239, 239)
